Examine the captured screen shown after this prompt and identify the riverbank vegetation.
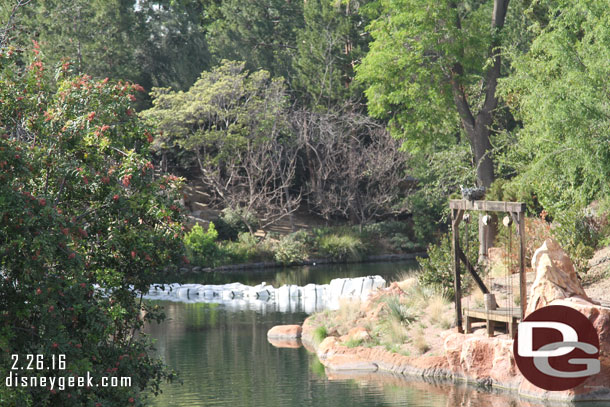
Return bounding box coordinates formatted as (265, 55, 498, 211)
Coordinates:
(183, 219, 420, 267)
(4, 0, 610, 404)
(306, 276, 452, 356)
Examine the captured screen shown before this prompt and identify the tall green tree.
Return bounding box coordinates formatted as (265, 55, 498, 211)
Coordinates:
(206, 0, 304, 81)
(292, 0, 371, 108)
(4, 0, 213, 104)
(10, 0, 142, 81)
(499, 0, 610, 248)
(134, 0, 211, 92)
(0, 44, 185, 405)
(357, 0, 516, 189)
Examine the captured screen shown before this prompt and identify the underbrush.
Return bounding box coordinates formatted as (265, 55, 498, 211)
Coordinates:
(183, 220, 422, 267)
(307, 276, 452, 357)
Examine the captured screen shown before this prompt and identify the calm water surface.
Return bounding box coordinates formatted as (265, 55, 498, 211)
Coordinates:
(142, 262, 586, 407)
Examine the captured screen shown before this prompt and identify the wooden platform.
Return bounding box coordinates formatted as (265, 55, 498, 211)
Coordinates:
(463, 307, 522, 338)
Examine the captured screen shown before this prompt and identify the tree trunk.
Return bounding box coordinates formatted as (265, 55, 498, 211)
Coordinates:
(450, 0, 510, 261)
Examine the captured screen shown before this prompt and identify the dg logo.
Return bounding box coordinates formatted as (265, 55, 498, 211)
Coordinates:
(514, 305, 600, 391)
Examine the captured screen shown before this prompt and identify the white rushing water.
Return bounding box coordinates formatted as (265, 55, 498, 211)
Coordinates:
(142, 275, 386, 314)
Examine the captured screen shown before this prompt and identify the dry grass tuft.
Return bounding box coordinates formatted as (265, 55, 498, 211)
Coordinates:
(394, 273, 416, 292)
(336, 298, 362, 325)
(384, 318, 408, 344)
(426, 294, 451, 327)
(412, 327, 431, 354)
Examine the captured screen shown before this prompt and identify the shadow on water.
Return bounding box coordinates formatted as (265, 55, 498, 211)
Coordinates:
(156, 260, 419, 286)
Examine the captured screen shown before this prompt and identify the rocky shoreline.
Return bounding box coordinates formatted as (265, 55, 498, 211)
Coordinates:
(293, 301, 610, 403)
(269, 239, 610, 403)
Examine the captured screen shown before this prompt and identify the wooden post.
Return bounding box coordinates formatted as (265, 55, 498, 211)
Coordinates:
(518, 212, 527, 317)
(452, 209, 464, 333)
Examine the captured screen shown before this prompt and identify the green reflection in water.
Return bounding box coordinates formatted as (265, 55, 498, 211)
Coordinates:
(143, 301, 584, 407)
(142, 262, 597, 407)
(156, 260, 419, 286)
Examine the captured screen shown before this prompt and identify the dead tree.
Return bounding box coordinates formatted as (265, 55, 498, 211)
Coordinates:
(294, 107, 412, 225)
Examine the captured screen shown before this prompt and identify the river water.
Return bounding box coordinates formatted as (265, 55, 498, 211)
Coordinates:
(142, 261, 580, 407)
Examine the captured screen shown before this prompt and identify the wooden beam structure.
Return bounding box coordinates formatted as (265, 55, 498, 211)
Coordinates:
(464, 308, 522, 338)
(451, 208, 464, 333)
(457, 245, 489, 294)
(449, 199, 526, 213)
(450, 199, 527, 334)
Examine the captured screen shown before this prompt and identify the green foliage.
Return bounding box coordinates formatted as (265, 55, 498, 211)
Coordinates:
(407, 143, 476, 243)
(273, 234, 308, 265)
(344, 337, 364, 348)
(213, 208, 259, 241)
(205, 0, 304, 79)
(8, 0, 142, 82)
(184, 223, 220, 266)
(381, 295, 417, 325)
(317, 233, 368, 262)
(498, 0, 610, 263)
(4, 0, 212, 106)
(356, 0, 492, 147)
(143, 60, 288, 159)
(143, 61, 299, 230)
(312, 326, 328, 345)
(292, 0, 371, 107)
(417, 223, 479, 297)
(134, 0, 211, 92)
(220, 233, 274, 265)
(361, 221, 418, 252)
(0, 47, 184, 405)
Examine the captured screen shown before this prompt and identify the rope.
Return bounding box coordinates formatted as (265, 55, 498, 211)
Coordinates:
(508, 223, 514, 326)
(465, 215, 469, 315)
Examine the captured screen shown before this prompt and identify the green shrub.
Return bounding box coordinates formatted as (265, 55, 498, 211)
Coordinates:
(274, 234, 308, 265)
(312, 326, 328, 345)
(362, 220, 410, 236)
(290, 229, 315, 246)
(382, 295, 417, 325)
(220, 232, 274, 264)
(417, 224, 478, 297)
(317, 233, 367, 261)
(344, 338, 363, 348)
(213, 208, 259, 240)
(389, 234, 418, 252)
(184, 222, 220, 266)
(408, 190, 448, 244)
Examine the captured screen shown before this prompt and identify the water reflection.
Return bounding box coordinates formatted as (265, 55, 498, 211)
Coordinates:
(156, 260, 419, 286)
(144, 301, 593, 407)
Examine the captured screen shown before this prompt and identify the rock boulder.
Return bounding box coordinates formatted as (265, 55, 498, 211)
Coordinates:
(526, 238, 592, 315)
(267, 324, 302, 339)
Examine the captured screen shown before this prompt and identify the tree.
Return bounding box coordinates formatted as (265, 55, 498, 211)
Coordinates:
(143, 61, 301, 233)
(205, 0, 304, 81)
(8, 0, 142, 81)
(292, 0, 372, 108)
(3, 0, 213, 108)
(134, 0, 211, 93)
(499, 0, 610, 250)
(294, 106, 411, 224)
(357, 0, 514, 256)
(0, 44, 185, 405)
(358, 0, 515, 188)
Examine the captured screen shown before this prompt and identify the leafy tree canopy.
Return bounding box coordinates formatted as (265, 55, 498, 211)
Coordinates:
(499, 0, 610, 216)
(0, 44, 185, 406)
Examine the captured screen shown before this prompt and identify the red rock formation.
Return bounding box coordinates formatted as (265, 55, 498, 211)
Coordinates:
(276, 240, 610, 402)
(267, 324, 302, 339)
(527, 239, 593, 315)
